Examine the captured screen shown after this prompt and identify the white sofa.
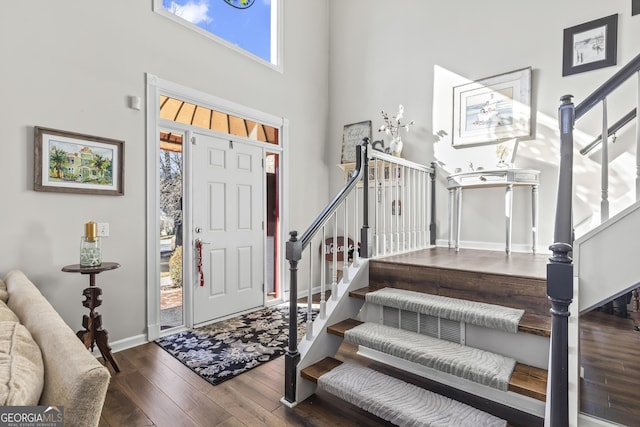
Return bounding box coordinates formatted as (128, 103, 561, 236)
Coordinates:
(1, 270, 111, 427)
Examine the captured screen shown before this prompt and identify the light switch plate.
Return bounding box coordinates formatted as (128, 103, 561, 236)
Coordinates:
(97, 223, 110, 237)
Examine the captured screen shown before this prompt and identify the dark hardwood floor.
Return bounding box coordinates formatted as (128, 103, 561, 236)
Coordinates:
(100, 341, 398, 427)
(580, 310, 640, 426)
(98, 248, 635, 426)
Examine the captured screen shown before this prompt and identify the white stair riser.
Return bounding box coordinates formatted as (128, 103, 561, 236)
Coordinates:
(466, 324, 549, 369)
(361, 303, 549, 369)
(576, 201, 640, 312)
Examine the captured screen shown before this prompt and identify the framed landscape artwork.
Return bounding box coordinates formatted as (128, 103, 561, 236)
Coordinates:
(452, 67, 532, 148)
(34, 126, 124, 195)
(562, 14, 618, 76)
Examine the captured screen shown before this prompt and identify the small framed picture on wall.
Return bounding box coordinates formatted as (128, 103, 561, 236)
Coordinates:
(562, 14, 618, 76)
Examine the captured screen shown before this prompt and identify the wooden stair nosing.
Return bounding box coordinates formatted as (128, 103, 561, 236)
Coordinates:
(326, 318, 363, 337)
(301, 356, 343, 383)
(326, 318, 547, 401)
(349, 287, 551, 337)
(348, 286, 370, 300)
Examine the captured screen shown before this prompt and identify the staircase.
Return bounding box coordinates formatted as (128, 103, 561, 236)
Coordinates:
(282, 52, 640, 427)
(298, 248, 549, 426)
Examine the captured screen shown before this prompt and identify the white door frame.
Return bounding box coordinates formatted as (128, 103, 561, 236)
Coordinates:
(146, 74, 289, 340)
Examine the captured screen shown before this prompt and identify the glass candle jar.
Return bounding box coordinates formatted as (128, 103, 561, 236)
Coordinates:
(80, 237, 101, 267)
(80, 221, 101, 267)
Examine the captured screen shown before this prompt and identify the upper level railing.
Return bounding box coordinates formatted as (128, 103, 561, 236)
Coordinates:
(576, 53, 640, 220)
(282, 139, 435, 404)
(548, 52, 640, 426)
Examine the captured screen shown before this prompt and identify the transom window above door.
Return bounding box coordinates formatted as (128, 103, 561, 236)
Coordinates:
(154, 0, 279, 67)
(160, 96, 279, 145)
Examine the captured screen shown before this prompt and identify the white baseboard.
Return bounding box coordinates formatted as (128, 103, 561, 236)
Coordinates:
(90, 333, 148, 357)
(577, 413, 622, 427)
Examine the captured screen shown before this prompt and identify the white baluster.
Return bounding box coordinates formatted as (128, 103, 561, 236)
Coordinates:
(423, 170, 428, 247)
(374, 159, 380, 256)
(331, 213, 338, 301)
(342, 198, 350, 283)
(394, 164, 400, 253)
(601, 98, 609, 222)
(306, 238, 314, 340)
(320, 225, 326, 319)
(398, 166, 408, 251)
(353, 187, 360, 267)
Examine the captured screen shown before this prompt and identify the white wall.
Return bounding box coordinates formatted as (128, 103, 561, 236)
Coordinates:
(0, 1, 330, 342)
(329, 0, 640, 252)
(2, 1, 639, 346)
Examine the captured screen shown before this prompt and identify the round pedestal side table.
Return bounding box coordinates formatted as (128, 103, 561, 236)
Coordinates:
(61, 262, 121, 372)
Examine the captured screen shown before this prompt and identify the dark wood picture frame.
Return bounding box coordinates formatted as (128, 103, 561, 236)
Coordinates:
(34, 126, 124, 196)
(562, 14, 618, 76)
(340, 120, 372, 164)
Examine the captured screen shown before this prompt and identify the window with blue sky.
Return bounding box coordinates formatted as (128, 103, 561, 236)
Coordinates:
(158, 0, 276, 65)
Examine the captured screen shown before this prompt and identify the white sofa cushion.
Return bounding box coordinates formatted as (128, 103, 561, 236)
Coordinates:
(0, 301, 18, 323)
(0, 321, 44, 405)
(0, 279, 8, 303)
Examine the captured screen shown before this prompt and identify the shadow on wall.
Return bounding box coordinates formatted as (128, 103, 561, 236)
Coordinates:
(430, 64, 638, 237)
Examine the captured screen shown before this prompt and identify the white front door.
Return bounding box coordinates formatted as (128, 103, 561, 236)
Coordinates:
(192, 133, 264, 324)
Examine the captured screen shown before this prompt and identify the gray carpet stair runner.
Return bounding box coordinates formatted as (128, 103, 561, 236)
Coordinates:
(317, 362, 507, 427)
(366, 287, 525, 333)
(344, 322, 516, 391)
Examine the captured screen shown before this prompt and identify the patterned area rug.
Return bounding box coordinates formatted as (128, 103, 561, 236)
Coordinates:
(155, 304, 316, 385)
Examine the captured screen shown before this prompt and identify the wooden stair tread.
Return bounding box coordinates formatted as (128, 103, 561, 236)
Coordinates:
(519, 313, 551, 337)
(326, 319, 547, 401)
(326, 318, 363, 337)
(301, 357, 342, 383)
(348, 286, 370, 299)
(509, 363, 548, 401)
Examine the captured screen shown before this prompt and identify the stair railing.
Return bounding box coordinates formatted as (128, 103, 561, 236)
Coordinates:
(549, 52, 640, 427)
(283, 139, 435, 405)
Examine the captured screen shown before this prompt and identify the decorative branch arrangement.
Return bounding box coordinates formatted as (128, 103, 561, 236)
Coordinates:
(378, 105, 414, 139)
(378, 105, 414, 156)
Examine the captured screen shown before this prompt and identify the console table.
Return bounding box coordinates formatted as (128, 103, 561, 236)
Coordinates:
(62, 262, 120, 372)
(447, 168, 539, 254)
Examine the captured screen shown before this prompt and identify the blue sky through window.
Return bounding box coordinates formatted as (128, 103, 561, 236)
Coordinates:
(161, 0, 272, 62)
